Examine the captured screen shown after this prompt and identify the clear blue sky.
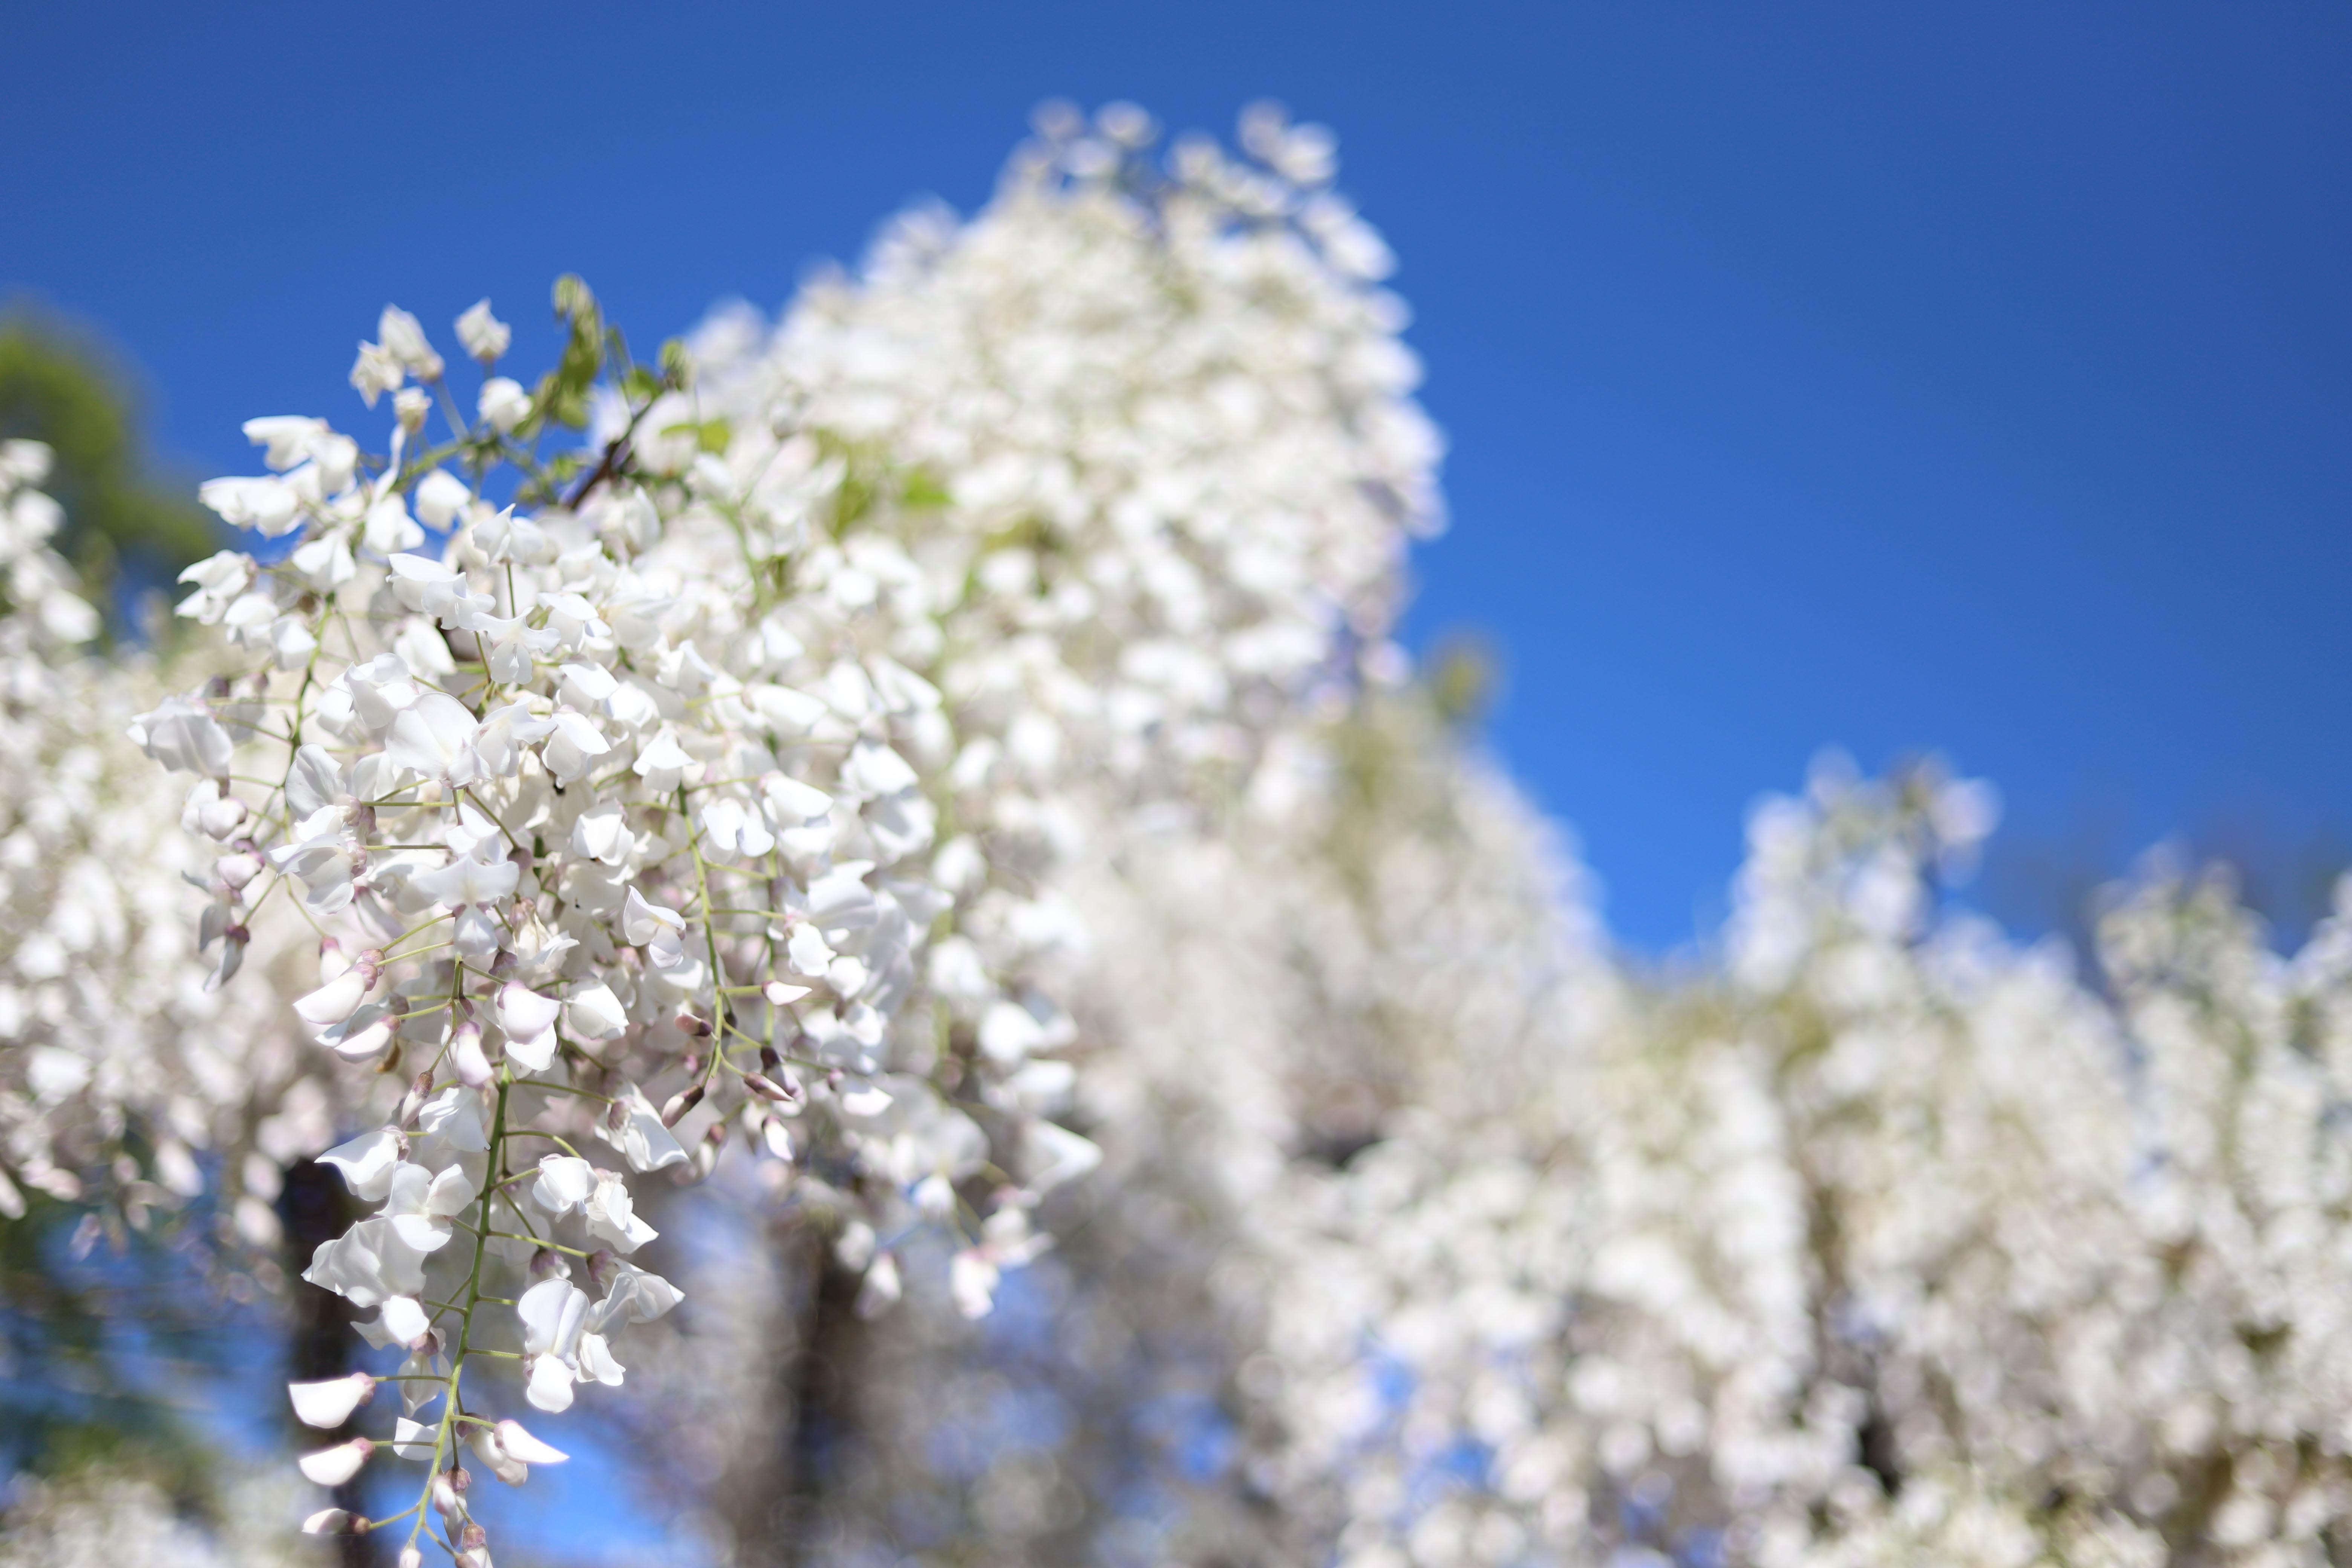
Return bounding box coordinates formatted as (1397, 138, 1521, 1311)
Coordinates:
(6, 1, 2347, 949)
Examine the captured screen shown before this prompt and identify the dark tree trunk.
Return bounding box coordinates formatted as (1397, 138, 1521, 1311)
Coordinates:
(279, 1158, 375, 1568)
(716, 1217, 865, 1568)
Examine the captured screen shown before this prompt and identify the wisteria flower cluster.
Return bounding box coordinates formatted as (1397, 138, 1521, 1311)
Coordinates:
(138, 277, 1113, 1558)
(0, 440, 311, 1246)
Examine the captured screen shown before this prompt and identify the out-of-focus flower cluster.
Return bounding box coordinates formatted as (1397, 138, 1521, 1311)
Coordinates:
(0, 439, 310, 1244)
(1242, 756, 2352, 1568)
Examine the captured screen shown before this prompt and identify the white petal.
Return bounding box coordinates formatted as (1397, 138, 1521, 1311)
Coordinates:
(525, 1354, 577, 1413)
(497, 981, 563, 1041)
(297, 1439, 372, 1487)
(392, 1415, 438, 1461)
(380, 1295, 432, 1344)
(288, 1372, 374, 1429)
(517, 1277, 588, 1358)
(563, 983, 629, 1041)
(317, 1127, 402, 1202)
(294, 971, 371, 1029)
(495, 1418, 569, 1464)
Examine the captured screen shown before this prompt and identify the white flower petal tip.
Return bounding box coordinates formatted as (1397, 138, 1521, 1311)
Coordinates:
(294, 969, 372, 1029)
(298, 1437, 374, 1486)
(526, 1352, 578, 1413)
(288, 1371, 377, 1428)
(300, 1508, 353, 1535)
(495, 1418, 569, 1465)
(380, 1295, 433, 1346)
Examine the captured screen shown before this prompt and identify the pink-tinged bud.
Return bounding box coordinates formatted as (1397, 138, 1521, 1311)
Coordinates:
(297, 1437, 374, 1486)
(300, 1508, 352, 1536)
(449, 1464, 471, 1493)
(605, 1099, 631, 1131)
(288, 1371, 376, 1428)
(432, 1473, 460, 1521)
(660, 1084, 704, 1127)
(705, 1119, 728, 1149)
(527, 1248, 570, 1282)
(745, 1072, 794, 1104)
(675, 1008, 711, 1037)
(461, 1523, 488, 1550)
(400, 1071, 435, 1125)
(585, 1248, 617, 1291)
(400, 1548, 424, 1568)
(450, 1022, 493, 1089)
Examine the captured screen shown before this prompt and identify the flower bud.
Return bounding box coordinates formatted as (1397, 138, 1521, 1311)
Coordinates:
(400, 1070, 436, 1125)
(660, 1083, 704, 1127)
(675, 1008, 711, 1037)
(301, 1509, 352, 1535)
(450, 1021, 493, 1089)
(288, 1371, 376, 1428)
(297, 1437, 374, 1486)
(195, 789, 249, 839)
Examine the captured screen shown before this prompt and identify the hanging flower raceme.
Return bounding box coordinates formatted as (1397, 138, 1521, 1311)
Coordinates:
(0, 441, 310, 1243)
(143, 282, 1104, 1557)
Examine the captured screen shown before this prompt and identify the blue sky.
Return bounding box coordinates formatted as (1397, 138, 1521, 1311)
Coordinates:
(5, 1, 2347, 948)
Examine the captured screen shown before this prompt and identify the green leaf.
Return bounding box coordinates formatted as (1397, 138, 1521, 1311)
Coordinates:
(551, 274, 598, 326)
(902, 470, 952, 510)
